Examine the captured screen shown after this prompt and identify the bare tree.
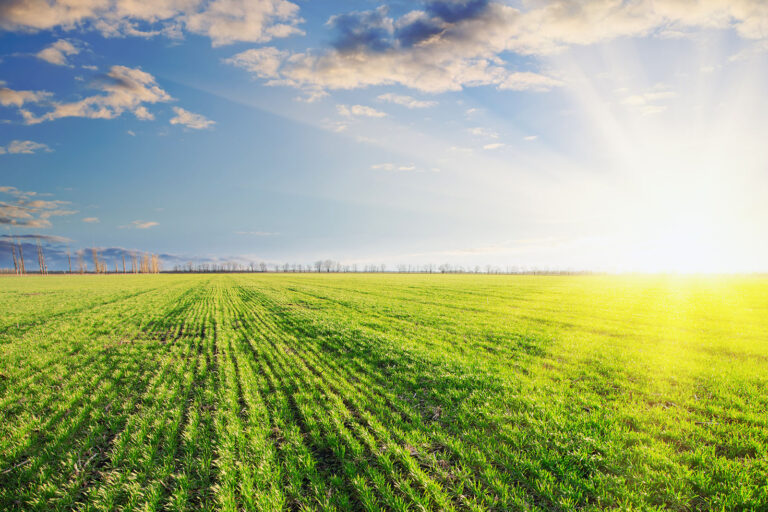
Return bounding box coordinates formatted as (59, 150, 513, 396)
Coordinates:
(36, 240, 47, 275)
(17, 238, 25, 275)
(91, 248, 100, 274)
(11, 243, 18, 274)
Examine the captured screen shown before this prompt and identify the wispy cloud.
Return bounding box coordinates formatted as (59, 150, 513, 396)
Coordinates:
(0, 140, 51, 155)
(0, 233, 72, 243)
(337, 104, 387, 118)
(224, 47, 288, 78)
(0, 187, 76, 228)
(82, 217, 99, 223)
(21, 66, 171, 124)
(120, 220, 159, 229)
(728, 40, 768, 62)
(499, 72, 563, 92)
(621, 86, 677, 116)
(483, 143, 505, 150)
(377, 93, 436, 109)
(371, 163, 439, 173)
(469, 127, 498, 139)
(169, 107, 216, 130)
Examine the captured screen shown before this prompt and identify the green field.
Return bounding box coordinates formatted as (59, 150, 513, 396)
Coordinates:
(0, 274, 766, 511)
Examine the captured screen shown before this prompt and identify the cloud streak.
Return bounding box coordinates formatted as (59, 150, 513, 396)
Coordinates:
(0, 187, 76, 228)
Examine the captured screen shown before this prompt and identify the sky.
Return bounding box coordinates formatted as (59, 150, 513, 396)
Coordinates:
(1, 0, 768, 273)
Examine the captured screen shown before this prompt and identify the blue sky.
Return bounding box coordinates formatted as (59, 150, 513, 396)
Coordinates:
(1, 0, 768, 272)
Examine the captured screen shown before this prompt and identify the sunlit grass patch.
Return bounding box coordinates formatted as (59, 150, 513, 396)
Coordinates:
(0, 273, 766, 510)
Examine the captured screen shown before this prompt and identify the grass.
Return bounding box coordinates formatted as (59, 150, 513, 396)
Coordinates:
(0, 273, 766, 511)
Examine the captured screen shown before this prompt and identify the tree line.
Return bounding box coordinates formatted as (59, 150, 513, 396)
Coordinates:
(170, 260, 593, 275)
(4, 240, 592, 276)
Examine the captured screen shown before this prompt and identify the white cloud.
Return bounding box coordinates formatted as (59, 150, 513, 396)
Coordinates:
(186, 0, 303, 47)
(224, 47, 288, 78)
(169, 107, 215, 129)
(22, 66, 171, 124)
(377, 93, 437, 109)
(36, 39, 79, 66)
(0, 0, 304, 46)
(133, 105, 154, 120)
(523, 135, 538, 141)
(337, 104, 387, 118)
(82, 217, 100, 223)
(0, 140, 51, 154)
(483, 143, 505, 150)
